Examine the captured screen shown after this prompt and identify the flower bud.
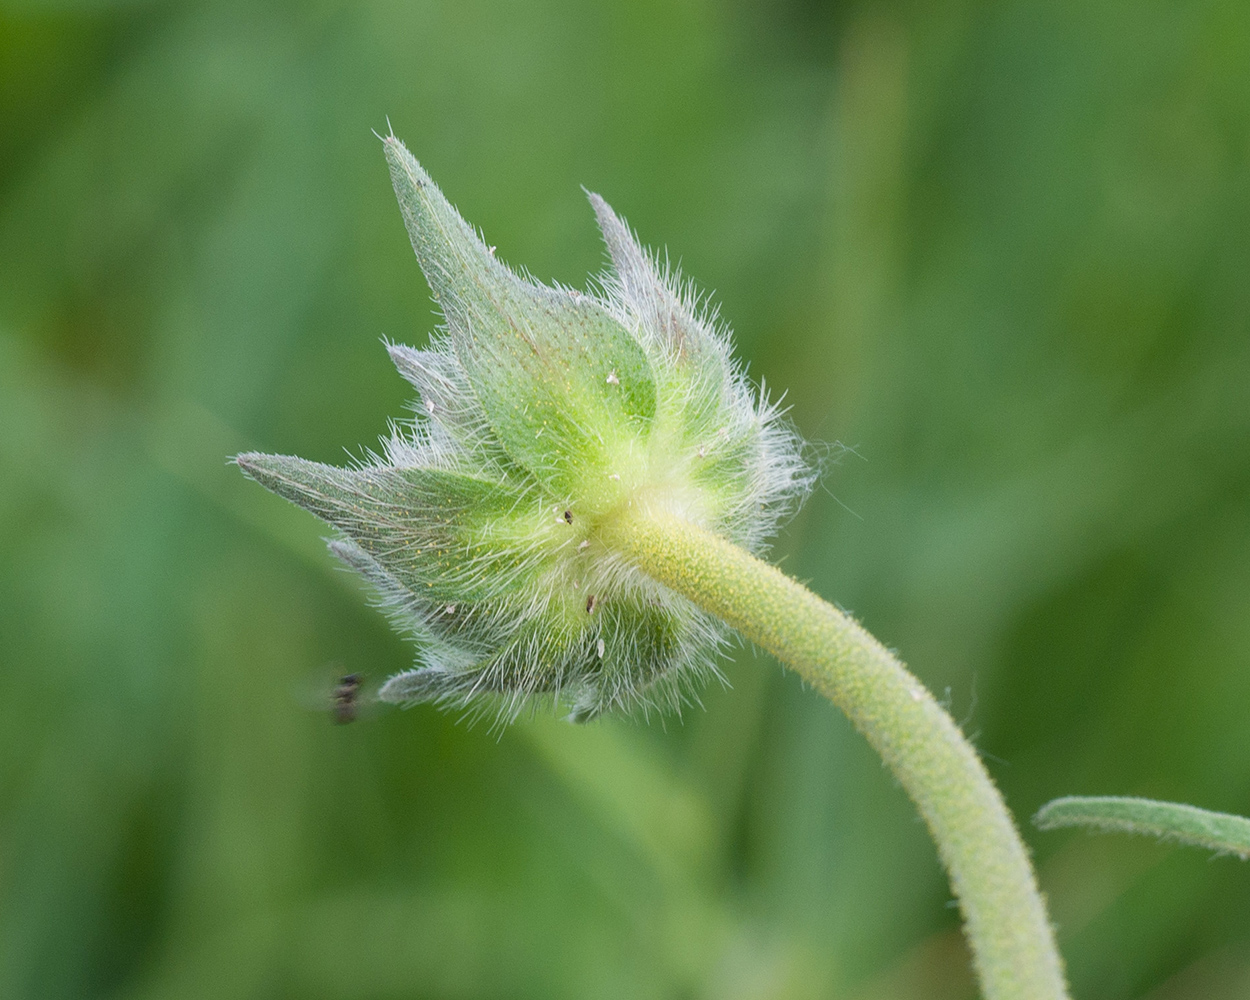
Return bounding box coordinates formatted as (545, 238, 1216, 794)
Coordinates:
(237, 136, 812, 722)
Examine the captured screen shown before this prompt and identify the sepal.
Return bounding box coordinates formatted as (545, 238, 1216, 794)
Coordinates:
(385, 138, 657, 494)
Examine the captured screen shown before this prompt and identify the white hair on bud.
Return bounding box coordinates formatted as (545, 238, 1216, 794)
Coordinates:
(239, 138, 815, 728)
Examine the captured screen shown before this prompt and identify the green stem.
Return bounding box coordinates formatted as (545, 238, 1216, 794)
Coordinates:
(603, 507, 1069, 1000)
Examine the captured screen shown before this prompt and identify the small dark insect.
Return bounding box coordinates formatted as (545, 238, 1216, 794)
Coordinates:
(332, 673, 363, 724)
(586, 594, 597, 615)
(563, 509, 574, 524)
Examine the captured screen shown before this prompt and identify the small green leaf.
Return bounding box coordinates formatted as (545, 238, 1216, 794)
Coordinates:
(387, 343, 493, 452)
(235, 453, 542, 604)
(1034, 796, 1250, 859)
(384, 138, 656, 493)
(588, 191, 723, 375)
(377, 667, 454, 704)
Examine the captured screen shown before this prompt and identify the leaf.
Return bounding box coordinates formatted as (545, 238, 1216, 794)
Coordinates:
(587, 190, 736, 420)
(384, 137, 656, 493)
(1034, 796, 1250, 859)
(234, 453, 546, 604)
(587, 190, 719, 371)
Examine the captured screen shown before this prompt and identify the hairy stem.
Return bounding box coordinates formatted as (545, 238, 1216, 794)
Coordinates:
(604, 507, 1069, 1000)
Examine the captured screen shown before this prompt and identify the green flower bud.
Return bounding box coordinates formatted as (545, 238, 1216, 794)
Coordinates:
(237, 136, 812, 723)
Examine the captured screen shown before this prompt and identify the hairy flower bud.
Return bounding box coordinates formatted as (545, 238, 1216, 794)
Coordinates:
(237, 136, 812, 722)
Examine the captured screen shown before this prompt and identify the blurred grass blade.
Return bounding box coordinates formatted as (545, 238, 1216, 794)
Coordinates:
(1035, 797, 1250, 859)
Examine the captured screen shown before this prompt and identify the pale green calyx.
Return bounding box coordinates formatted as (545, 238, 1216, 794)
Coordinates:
(237, 135, 812, 722)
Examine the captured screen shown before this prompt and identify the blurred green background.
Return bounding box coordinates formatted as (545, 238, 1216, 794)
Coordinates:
(2, 0, 1249, 997)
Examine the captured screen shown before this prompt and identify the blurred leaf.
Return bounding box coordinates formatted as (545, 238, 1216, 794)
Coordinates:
(1036, 797, 1250, 859)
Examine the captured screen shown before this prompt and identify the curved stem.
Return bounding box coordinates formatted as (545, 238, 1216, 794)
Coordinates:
(603, 507, 1069, 1000)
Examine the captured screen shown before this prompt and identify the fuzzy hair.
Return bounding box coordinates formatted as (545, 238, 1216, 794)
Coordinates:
(237, 137, 813, 726)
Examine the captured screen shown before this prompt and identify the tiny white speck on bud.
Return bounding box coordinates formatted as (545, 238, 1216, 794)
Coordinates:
(577, 539, 590, 551)
(597, 638, 606, 658)
(606, 369, 619, 385)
